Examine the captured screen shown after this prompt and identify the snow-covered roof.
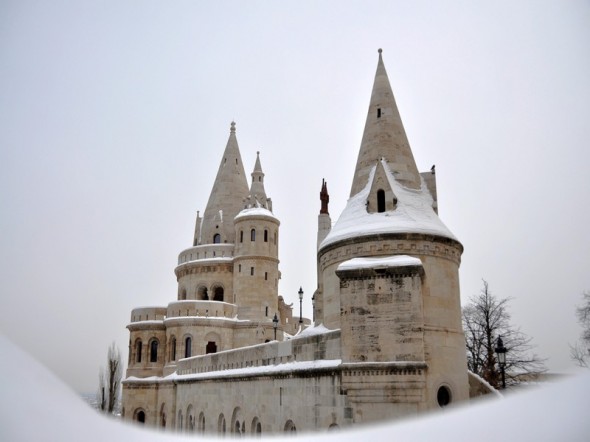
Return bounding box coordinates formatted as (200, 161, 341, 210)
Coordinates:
(337, 255, 422, 272)
(234, 206, 278, 221)
(320, 159, 458, 250)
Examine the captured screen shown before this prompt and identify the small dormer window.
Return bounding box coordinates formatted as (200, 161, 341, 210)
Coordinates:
(377, 108, 382, 118)
(377, 189, 386, 212)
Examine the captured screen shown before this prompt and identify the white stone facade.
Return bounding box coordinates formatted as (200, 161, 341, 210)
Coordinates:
(122, 50, 470, 435)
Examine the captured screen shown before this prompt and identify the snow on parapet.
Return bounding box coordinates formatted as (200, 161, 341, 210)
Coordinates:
(320, 159, 457, 250)
(337, 255, 422, 272)
(290, 323, 335, 339)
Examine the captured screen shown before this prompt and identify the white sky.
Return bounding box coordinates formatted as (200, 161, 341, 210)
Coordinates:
(1, 1, 589, 393)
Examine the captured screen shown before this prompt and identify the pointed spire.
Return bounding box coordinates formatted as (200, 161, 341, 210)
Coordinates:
(246, 151, 272, 211)
(349, 49, 421, 196)
(199, 122, 249, 245)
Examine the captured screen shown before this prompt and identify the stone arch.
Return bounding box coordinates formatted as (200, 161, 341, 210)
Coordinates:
(179, 286, 187, 300)
(149, 338, 159, 363)
(328, 423, 339, 431)
(212, 284, 224, 302)
(160, 403, 167, 428)
(284, 419, 296, 433)
(213, 233, 221, 243)
(177, 410, 183, 431)
(197, 285, 209, 300)
(198, 412, 206, 434)
(231, 407, 244, 436)
(133, 408, 146, 424)
(251, 416, 262, 435)
(186, 404, 195, 431)
(218, 413, 226, 434)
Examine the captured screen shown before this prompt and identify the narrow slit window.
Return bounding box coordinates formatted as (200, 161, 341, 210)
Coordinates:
(377, 189, 386, 212)
(251, 229, 256, 241)
(377, 108, 382, 118)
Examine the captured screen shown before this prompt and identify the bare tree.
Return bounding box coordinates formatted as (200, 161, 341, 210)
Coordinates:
(97, 342, 122, 415)
(570, 290, 590, 368)
(462, 280, 546, 388)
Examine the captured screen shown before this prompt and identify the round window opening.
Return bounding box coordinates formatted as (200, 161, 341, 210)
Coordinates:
(437, 386, 451, 407)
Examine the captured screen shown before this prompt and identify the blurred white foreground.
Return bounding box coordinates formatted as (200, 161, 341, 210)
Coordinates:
(1, 334, 588, 441)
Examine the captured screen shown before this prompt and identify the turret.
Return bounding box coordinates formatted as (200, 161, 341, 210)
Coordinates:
(233, 152, 280, 321)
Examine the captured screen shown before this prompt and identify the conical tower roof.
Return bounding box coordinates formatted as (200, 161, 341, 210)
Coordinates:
(199, 122, 249, 245)
(320, 51, 459, 251)
(350, 49, 421, 197)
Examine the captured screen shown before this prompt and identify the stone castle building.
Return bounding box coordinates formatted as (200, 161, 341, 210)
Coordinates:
(122, 50, 469, 435)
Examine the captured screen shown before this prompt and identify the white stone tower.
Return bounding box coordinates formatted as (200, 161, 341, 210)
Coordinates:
(316, 49, 469, 417)
(233, 152, 280, 321)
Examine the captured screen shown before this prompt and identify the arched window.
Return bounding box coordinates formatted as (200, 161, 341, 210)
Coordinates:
(240, 230, 243, 242)
(206, 341, 217, 354)
(264, 229, 268, 242)
(377, 189, 386, 212)
(197, 286, 208, 300)
(178, 411, 183, 431)
(135, 340, 142, 363)
(213, 233, 221, 244)
(198, 412, 206, 434)
(180, 288, 187, 300)
(218, 414, 226, 434)
(213, 286, 224, 302)
(170, 336, 176, 361)
(150, 339, 158, 363)
(284, 420, 296, 433)
(185, 336, 192, 358)
(135, 409, 146, 424)
(274, 231, 277, 245)
(250, 228, 256, 241)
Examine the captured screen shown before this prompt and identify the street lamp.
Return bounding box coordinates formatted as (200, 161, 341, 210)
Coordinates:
(298, 287, 304, 324)
(273, 313, 279, 340)
(495, 336, 507, 389)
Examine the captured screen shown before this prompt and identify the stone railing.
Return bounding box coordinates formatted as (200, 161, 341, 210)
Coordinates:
(130, 306, 167, 322)
(177, 244, 235, 265)
(176, 328, 341, 376)
(166, 300, 238, 319)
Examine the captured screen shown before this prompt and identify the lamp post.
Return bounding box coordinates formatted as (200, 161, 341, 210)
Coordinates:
(273, 313, 279, 340)
(495, 336, 507, 389)
(298, 287, 303, 324)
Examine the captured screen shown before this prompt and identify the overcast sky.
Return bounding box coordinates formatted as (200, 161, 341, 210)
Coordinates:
(1, 1, 589, 393)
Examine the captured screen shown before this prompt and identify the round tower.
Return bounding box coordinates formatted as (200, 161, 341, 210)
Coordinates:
(317, 50, 469, 418)
(233, 152, 280, 321)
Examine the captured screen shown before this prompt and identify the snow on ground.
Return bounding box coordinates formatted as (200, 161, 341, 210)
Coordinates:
(1, 334, 588, 441)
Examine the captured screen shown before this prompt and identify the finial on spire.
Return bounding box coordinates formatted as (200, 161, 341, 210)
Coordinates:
(320, 178, 330, 215)
(230, 121, 236, 133)
(378, 48, 382, 54)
